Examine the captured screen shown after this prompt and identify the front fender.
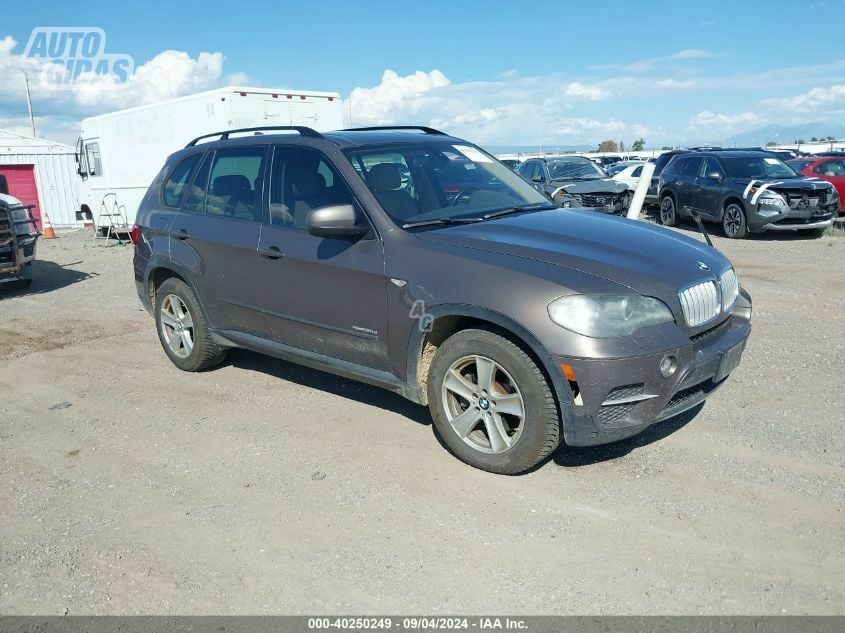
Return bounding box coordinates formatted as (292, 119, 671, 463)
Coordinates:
(404, 303, 574, 411)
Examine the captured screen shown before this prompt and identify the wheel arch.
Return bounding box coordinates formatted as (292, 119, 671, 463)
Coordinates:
(721, 195, 746, 221)
(405, 304, 572, 409)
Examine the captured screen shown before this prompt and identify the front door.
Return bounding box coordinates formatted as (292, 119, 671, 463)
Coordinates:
(256, 145, 390, 370)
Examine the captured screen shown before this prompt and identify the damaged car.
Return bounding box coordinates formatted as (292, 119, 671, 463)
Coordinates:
(658, 150, 839, 238)
(518, 156, 631, 213)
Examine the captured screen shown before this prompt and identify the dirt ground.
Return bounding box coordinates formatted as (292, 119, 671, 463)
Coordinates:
(1, 225, 843, 615)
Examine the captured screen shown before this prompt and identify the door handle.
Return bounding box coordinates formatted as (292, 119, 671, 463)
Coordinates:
(175, 228, 190, 240)
(258, 246, 285, 259)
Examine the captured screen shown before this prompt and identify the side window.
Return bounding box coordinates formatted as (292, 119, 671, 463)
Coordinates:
(817, 160, 845, 176)
(85, 142, 103, 176)
(703, 157, 725, 179)
(632, 166, 643, 177)
(162, 154, 201, 209)
(665, 157, 684, 177)
(205, 147, 266, 221)
(183, 153, 212, 213)
(518, 161, 534, 178)
(681, 157, 703, 178)
(269, 146, 360, 230)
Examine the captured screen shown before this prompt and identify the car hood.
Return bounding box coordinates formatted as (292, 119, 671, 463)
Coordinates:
(733, 176, 834, 192)
(416, 209, 732, 299)
(549, 178, 629, 194)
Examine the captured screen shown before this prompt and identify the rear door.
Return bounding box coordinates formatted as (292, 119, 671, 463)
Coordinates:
(256, 144, 390, 370)
(675, 156, 703, 212)
(168, 145, 270, 336)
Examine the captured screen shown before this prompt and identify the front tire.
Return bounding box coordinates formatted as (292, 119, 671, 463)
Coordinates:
(154, 278, 226, 372)
(427, 328, 561, 474)
(722, 202, 748, 239)
(659, 195, 678, 226)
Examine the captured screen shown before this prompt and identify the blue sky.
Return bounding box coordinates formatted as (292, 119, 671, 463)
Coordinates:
(2, 0, 845, 147)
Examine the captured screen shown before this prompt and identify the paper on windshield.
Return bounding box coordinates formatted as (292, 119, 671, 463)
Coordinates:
(453, 145, 493, 163)
(764, 158, 780, 165)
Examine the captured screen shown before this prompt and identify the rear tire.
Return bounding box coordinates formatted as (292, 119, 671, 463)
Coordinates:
(722, 202, 748, 239)
(426, 328, 561, 474)
(154, 278, 226, 372)
(659, 195, 678, 226)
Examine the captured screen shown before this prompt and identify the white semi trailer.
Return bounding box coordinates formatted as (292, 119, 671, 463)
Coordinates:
(76, 86, 344, 229)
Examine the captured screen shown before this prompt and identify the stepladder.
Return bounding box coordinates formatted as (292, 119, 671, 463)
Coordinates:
(92, 193, 131, 246)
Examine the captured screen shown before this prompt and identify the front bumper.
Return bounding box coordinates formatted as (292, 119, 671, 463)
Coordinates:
(0, 234, 38, 282)
(750, 198, 838, 232)
(558, 290, 752, 447)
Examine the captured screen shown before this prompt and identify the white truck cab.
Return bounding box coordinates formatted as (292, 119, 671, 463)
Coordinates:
(77, 86, 344, 231)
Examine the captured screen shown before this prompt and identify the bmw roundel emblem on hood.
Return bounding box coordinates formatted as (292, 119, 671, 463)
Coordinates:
(696, 261, 710, 271)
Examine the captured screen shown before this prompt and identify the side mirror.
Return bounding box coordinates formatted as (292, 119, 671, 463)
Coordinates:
(306, 204, 367, 239)
(706, 172, 724, 182)
(532, 175, 545, 183)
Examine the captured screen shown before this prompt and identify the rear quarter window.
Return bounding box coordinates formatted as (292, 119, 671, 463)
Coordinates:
(162, 154, 201, 208)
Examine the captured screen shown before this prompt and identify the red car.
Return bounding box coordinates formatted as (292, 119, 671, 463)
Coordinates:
(788, 156, 845, 214)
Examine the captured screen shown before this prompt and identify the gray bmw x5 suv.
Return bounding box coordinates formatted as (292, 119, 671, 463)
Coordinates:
(133, 125, 752, 474)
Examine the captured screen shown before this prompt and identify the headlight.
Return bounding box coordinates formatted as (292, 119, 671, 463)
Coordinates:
(548, 295, 674, 338)
(758, 193, 786, 207)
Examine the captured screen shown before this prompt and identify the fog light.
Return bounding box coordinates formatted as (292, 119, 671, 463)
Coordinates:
(659, 356, 677, 378)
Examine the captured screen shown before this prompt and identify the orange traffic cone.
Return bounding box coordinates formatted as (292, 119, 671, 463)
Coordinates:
(41, 211, 57, 239)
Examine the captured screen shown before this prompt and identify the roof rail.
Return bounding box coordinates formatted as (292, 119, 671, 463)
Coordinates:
(342, 126, 447, 136)
(185, 126, 324, 147)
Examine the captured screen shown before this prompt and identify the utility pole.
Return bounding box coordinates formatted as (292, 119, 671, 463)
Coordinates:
(23, 71, 37, 138)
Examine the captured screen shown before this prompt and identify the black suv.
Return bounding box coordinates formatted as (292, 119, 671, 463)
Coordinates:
(133, 126, 751, 474)
(658, 150, 839, 238)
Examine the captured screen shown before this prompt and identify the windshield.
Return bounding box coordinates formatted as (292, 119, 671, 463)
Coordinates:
(546, 157, 606, 180)
(723, 156, 798, 179)
(344, 142, 552, 227)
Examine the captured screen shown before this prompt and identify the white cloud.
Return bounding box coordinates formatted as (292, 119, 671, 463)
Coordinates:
(563, 82, 612, 101)
(593, 48, 717, 73)
(0, 34, 227, 142)
(689, 110, 760, 128)
(765, 84, 845, 111)
(346, 69, 648, 145)
(671, 49, 716, 60)
(347, 69, 450, 125)
(69, 50, 224, 109)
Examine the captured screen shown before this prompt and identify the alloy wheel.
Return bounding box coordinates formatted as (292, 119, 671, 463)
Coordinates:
(441, 355, 525, 454)
(159, 294, 194, 359)
(724, 204, 744, 237)
(660, 197, 676, 225)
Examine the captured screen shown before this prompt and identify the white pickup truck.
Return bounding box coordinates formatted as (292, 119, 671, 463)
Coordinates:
(0, 191, 39, 290)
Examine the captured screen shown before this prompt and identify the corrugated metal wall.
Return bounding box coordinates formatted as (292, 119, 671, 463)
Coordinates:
(0, 134, 82, 229)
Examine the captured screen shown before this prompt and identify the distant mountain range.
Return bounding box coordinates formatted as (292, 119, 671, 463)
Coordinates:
(723, 123, 845, 147)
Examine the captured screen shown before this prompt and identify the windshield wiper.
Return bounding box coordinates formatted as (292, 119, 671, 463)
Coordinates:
(402, 216, 484, 229)
(483, 203, 557, 220)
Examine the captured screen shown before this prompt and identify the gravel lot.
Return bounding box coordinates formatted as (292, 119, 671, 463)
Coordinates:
(1, 225, 843, 615)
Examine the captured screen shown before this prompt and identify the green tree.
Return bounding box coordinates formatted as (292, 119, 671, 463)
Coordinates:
(632, 138, 645, 151)
(811, 137, 818, 142)
(619, 140, 625, 152)
(598, 140, 618, 152)
(661, 145, 673, 150)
